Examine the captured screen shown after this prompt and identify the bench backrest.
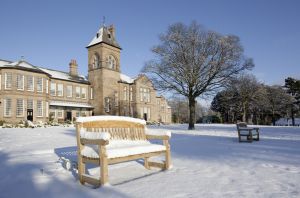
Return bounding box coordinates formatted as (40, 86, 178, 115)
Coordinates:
(236, 122, 247, 129)
(76, 116, 147, 141)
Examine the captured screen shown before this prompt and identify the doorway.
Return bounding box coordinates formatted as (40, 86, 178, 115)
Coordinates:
(143, 113, 148, 121)
(66, 111, 72, 121)
(27, 109, 33, 121)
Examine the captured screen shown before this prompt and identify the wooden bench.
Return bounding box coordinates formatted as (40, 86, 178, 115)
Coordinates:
(236, 122, 260, 143)
(76, 116, 171, 187)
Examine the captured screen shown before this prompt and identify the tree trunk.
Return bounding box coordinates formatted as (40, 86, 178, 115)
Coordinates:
(188, 97, 196, 130)
(242, 102, 247, 122)
(291, 105, 295, 126)
(272, 112, 275, 126)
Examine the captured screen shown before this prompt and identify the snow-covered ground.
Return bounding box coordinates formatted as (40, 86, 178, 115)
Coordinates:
(0, 124, 299, 198)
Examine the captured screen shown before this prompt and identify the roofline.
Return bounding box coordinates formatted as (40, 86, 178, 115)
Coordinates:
(51, 77, 90, 85)
(0, 66, 51, 76)
(0, 58, 12, 63)
(118, 80, 134, 85)
(86, 41, 122, 50)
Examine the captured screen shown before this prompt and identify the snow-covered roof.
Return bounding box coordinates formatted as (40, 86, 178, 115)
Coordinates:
(39, 67, 88, 84)
(0, 59, 12, 67)
(87, 25, 121, 49)
(0, 58, 88, 84)
(120, 73, 135, 84)
(76, 116, 146, 125)
(49, 101, 93, 108)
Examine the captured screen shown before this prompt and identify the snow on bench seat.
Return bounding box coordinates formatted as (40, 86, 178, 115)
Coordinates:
(145, 128, 172, 137)
(81, 140, 166, 159)
(76, 115, 146, 125)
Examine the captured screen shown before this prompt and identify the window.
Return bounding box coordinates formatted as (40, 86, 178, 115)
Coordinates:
(130, 87, 133, 101)
(4, 98, 12, 117)
(104, 97, 111, 112)
(90, 88, 94, 99)
(17, 74, 24, 90)
(107, 55, 116, 69)
(50, 82, 56, 96)
(16, 99, 24, 117)
(46, 79, 49, 93)
(81, 87, 87, 99)
(45, 102, 49, 118)
(66, 85, 72, 98)
(37, 77, 43, 92)
(76, 111, 80, 117)
(5, 72, 12, 89)
(57, 84, 63, 96)
(114, 92, 119, 106)
(92, 54, 100, 69)
(75, 87, 80, 98)
(37, 100, 43, 117)
(139, 88, 150, 102)
(57, 110, 63, 118)
(27, 76, 34, 91)
(140, 88, 143, 102)
(27, 99, 33, 109)
(123, 86, 127, 101)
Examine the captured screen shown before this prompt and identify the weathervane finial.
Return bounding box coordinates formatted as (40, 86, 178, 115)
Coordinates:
(102, 16, 106, 27)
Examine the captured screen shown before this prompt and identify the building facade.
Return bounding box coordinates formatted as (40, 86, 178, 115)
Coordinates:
(0, 24, 171, 124)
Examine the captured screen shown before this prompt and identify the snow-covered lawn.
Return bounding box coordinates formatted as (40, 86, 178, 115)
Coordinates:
(0, 124, 299, 198)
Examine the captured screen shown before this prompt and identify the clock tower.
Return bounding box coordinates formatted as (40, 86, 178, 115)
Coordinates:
(87, 24, 122, 115)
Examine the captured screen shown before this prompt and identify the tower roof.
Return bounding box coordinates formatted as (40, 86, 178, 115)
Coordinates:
(87, 25, 121, 49)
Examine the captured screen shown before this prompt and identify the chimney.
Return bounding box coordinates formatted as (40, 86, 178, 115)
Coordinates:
(108, 24, 115, 37)
(69, 59, 78, 76)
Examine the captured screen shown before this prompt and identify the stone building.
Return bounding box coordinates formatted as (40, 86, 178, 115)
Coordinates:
(0, 24, 171, 124)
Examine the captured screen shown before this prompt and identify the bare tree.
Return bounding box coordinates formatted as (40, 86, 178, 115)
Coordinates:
(169, 95, 207, 123)
(143, 22, 253, 129)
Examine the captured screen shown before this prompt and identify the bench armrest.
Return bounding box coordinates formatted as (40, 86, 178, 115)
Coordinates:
(145, 129, 171, 140)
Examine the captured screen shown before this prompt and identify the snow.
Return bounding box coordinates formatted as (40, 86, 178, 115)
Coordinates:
(50, 101, 93, 108)
(0, 124, 300, 197)
(38, 67, 88, 82)
(0, 60, 11, 67)
(87, 27, 104, 47)
(275, 118, 300, 126)
(145, 128, 171, 137)
(81, 141, 166, 159)
(80, 128, 111, 140)
(120, 73, 135, 84)
(76, 115, 146, 125)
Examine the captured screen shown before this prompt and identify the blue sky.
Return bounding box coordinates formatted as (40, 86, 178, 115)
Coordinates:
(1, 0, 300, 87)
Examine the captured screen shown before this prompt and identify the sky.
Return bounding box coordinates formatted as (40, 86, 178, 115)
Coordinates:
(1, 0, 300, 89)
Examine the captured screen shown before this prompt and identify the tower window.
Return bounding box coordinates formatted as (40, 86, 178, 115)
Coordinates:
(92, 54, 100, 69)
(108, 33, 111, 39)
(107, 55, 116, 69)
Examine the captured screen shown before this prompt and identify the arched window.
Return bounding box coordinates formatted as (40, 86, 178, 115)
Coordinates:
(92, 54, 100, 69)
(107, 55, 116, 69)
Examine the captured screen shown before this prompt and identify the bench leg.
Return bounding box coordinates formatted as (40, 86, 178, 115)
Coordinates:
(78, 155, 85, 185)
(144, 157, 150, 169)
(249, 134, 253, 143)
(164, 140, 171, 170)
(100, 147, 108, 186)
